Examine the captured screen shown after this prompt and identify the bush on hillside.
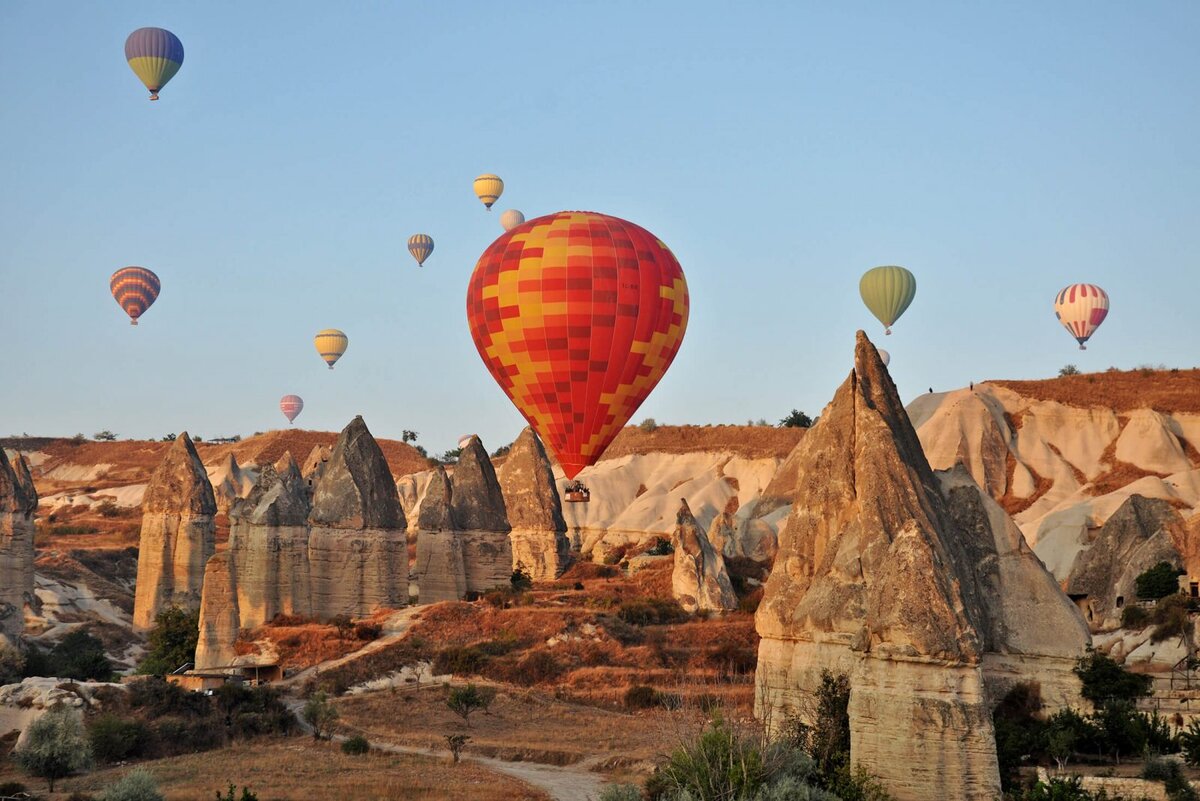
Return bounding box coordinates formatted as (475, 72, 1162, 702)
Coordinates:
(1137, 562, 1184, 601)
(1150, 593, 1192, 643)
(617, 597, 687, 626)
(341, 735, 370, 755)
(1120, 604, 1150, 629)
(99, 768, 162, 801)
(137, 607, 199, 676)
(88, 715, 151, 763)
(1074, 651, 1152, 704)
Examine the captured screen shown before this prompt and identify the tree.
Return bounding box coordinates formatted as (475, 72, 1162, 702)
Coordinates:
(138, 606, 199, 675)
(510, 564, 533, 593)
(101, 768, 163, 801)
(639, 418, 659, 432)
(93, 430, 118, 441)
(447, 684, 494, 727)
(402, 430, 418, 443)
(331, 615, 354, 640)
(445, 733, 470, 763)
(1180, 719, 1200, 766)
(215, 785, 258, 801)
(779, 409, 813, 428)
(441, 447, 463, 463)
(161, 433, 176, 442)
(46, 629, 112, 681)
(1058, 365, 1080, 377)
(302, 691, 339, 740)
(14, 707, 93, 792)
(1136, 561, 1183, 601)
(1073, 651, 1152, 705)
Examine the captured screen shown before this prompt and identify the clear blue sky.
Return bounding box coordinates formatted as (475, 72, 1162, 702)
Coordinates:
(2, 2, 1197, 457)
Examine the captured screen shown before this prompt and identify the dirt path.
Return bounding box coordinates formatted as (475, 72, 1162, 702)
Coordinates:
(285, 699, 608, 801)
(281, 606, 422, 688)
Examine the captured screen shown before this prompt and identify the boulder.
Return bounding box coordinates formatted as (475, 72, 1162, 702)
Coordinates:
(451, 437, 513, 594)
(195, 551, 239, 670)
(755, 332, 1089, 801)
(0, 450, 37, 644)
(307, 417, 408, 617)
(1065, 495, 1187, 631)
(497, 427, 570, 580)
(413, 467, 467, 603)
(133, 433, 216, 630)
(671, 499, 737, 613)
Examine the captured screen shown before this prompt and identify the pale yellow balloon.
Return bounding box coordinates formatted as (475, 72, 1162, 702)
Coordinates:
(473, 174, 504, 210)
(314, 329, 348, 369)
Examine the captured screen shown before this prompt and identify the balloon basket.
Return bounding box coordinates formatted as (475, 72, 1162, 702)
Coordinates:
(130, 319, 138, 326)
(149, 94, 159, 101)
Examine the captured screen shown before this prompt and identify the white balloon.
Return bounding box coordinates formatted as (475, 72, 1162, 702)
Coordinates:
(500, 209, 526, 231)
(877, 349, 890, 367)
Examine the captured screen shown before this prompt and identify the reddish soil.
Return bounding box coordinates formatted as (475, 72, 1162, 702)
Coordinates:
(992, 368, 1200, 413)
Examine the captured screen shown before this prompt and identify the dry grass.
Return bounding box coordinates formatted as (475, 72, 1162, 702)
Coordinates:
(600, 424, 804, 461)
(337, 683, 670, 768)
(44, 738, 549, 801)
(240, 615, 389, 670)
(992, 368, 1200, 413)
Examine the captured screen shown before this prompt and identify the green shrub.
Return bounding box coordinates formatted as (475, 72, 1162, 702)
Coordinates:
(14, 707, 93, 792)
(1137, 562, 1184, 601)
(446, 684, 495, 727)
(991, 683, 1045, 794)
(432, 645, 490, 677)
(646, 538, 673, 556)
(214, 785, 257, 801)
(624, 685, 662, 710)
(510, 565, 534, 592)
(1120, 604, 1150, 629)
(1074, 651, 1152, 704)
(352, 622, 382, 641)
(100, 769, 162, 801)
(39, 630, 112, 681)
(341, 735, 370, 755)
(1181, 719, 1200, 766)
(597, 785, 641, 801)
(89, 715, 151, 763)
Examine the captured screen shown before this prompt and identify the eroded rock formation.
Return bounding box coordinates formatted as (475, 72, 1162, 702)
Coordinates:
(452, 437, 512, 593)
(755, 332, 1089, 801)
(228, 462, 313, 628)
(133, 433, 216, 630)
(1066, 495, 1187, 631)
(497, 427, 570, 580)
(210, 453, 254, 514)
(194, 551, 239, 669)
(412, 466, 466, 602)
(671, 499, 737, 613)
(307, 417, 408, 617)
(0, 451, 37, 644)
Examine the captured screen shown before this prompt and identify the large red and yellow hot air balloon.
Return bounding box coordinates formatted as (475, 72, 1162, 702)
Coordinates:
(1054, 283, 1109, 350)
(466, 211, 689, 479)
(110, 266, 160, 325)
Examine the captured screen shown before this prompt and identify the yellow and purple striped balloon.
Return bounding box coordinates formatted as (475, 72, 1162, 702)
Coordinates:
(125, 27, 184, 101)
(314, 329, 348, 369)
(407, 234, 434, 267)
(110, 266, 161, 326)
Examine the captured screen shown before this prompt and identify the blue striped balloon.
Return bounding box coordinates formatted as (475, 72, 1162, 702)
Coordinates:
(110, 266, 161, 326)
(125, 28, 184, 100)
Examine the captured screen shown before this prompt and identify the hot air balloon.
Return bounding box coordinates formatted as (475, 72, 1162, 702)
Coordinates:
(500, 209, 525, 231)
(314, 329, 348, 369)
(110, 266, 160, 326)
(1054, 284, 1109, 350)
(473, 174, 504, 210)
(457, 434, 474, 450)
(859, 265, 916, 335)
(125, 28, 184, 101)
(408, 234, 434, 267)
(280, 395, 304, 424)
(878, 349, 890, 367)
(467, 211, 689, 480)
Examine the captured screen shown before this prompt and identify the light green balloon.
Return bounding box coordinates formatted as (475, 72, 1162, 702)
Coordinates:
(859, 266, 916, 334)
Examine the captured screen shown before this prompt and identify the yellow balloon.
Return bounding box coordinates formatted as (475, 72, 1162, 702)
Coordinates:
(314, 329, 348, 369)
(473, 174, 504, 210)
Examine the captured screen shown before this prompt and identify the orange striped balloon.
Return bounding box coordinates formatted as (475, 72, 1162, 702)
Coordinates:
(110, 266, 161, 326)
(466, 211, 689, 479)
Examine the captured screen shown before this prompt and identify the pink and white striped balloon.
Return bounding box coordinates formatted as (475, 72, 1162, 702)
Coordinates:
(280, 395, 304, 424)
(1054, 284, 1110, 350)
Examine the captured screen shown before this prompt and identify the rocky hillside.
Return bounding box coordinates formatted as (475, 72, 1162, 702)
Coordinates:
(908, 371, 1200, 581)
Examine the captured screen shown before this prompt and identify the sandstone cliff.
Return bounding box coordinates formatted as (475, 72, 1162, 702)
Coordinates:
(671, 499, 737, 613)
(194, 551, 239, 669)
(755, 332, 1089, 801)
(497, 427, 570, 580)
(133, 433, 216, 630)
(452, 437, 512, 593)
(228, 462, 313, 628)
(412, 466, 466, 603)
(0, 450, 37, 644)
(308, 417, 408, 617)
